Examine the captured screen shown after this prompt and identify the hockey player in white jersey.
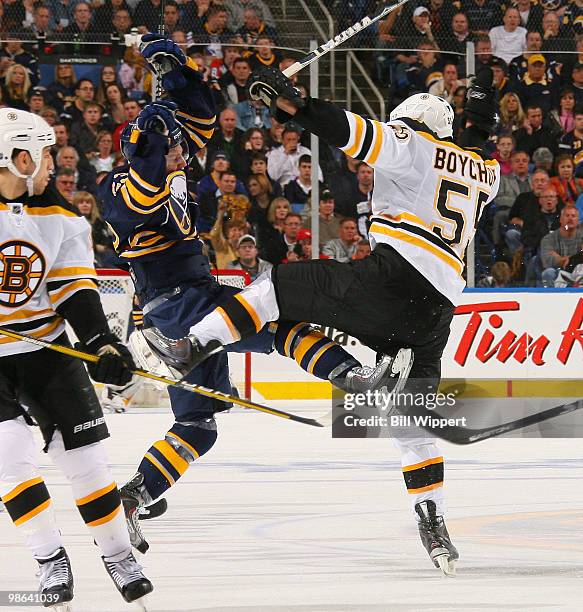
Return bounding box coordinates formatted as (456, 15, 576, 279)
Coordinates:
(0, 109, 153, 609)
(145, 68, 501, 576)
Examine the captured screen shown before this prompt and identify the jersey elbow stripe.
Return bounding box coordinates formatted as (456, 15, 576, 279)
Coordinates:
(76, 482, 121, 527)
(342, 112, 366, 158)
(176, 110, 216, 126)
(365, 121, 384, 165)
(49, 279, 98, 306)
(129, 167, 159, 192)
(2, 478, 51, 527)
(121, 185, 166, 215)
(127, 179, 170, 207)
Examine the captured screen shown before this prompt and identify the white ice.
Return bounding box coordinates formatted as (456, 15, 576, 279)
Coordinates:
(1, 404, 582, 612)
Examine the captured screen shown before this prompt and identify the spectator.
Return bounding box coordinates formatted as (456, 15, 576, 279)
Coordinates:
(514, 0, 543, 32)
(70, 102, 111, 156)
(235, 98, 271, 132)
(492, 134, 515, 175)
(478, 261, 514, 287)
(72, 191, 118, 267)
(335, 161, 374, 219)
(322, 218, 360, 262)
(55, 145, 97, 192)
(473, 35, 495, 72)
(509, 30, 543, 81)
(541, 11, 572, 62)
(223, 57, 251, 105)
(249, 152, 282, 196)
(513, 55, 558, 113)
(569, 63, 583, 108)
(550, 89, 576, 135)
(489, 7, 526, 64)
(95, 65, 119, 106)
(208, 107, 244, 163)
(118, 45, 150, 99)
(232, 127, 269, 178)
(428, 62, 464, 103)
(540, 207, 583, 287)
(61, 78, 95, 126)
(89, 130, 116, 173)
(513, 105, 560, 157)
(193, 5, 233, 55)
(224, 0, 276, 32)
(521, 186, 562, 258)
(284, 154, 318, 207)
(256, 196, 290, 254)
(40, 106, 59, 126)
(550, 154, 583, 206)
(197, 151, 247, 199)
(226, 234, 272, 280)
(208, 198, 246, 269)
(286, 228, 318, 262)
(506, 169, 550, 254)
(267, 126, 322, 187)
(209, 40, 241, 82)
(493, 149, 531, 244)
(162, 0, 181, 35)
(26, 3, 54, 38)
(461, 0, 503, 33)
(451, 85, 467, 138)
(111, 9, 133, 59)
(532, 147, 554, 174)
(352, 239, 372, 260)
(407, 40, 444, 94)
(93, 0, 132, 33)
(302, 189, 342, 247)
(46, 63, 77, 113)
(238, 9, 278, 48)
(112, 98, 141, 151)
(561, 36, 583, 87)
(559, 109, 583, 166)
(103, 83, 126, 127)
(247, 36, 282, 72)
(0, 37, 40, 87)
(2, 64, 31, 111)
(27, 87, 48, 115)
(498, 92, 526, 133)
(54, 167, 77, 203)
(260, 209, 300, 264)
(247, 173, 274, 224)
(490, 57, 512, 99)
(179, 0, 210, 36)
(64, 2, 98, 52)
(133, 0, 162, 33)
(199, 169, 250, 232)
(438, 12, 473, 71)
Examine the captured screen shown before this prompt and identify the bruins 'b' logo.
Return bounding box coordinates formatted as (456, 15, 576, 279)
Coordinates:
(0, 240, 46, 307)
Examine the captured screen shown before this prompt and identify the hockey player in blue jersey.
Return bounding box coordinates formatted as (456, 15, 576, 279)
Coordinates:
(100, 34, 397, 555)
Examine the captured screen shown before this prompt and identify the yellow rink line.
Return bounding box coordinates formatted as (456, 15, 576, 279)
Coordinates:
(251, 379, 583, 400)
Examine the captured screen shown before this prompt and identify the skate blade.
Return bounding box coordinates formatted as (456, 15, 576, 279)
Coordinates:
(435, 553, 457, 578)
(131, 594, 150, 611)
(48, 602, 73, 611)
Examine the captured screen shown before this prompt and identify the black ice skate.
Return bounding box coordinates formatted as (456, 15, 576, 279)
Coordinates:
(415, 500, 459, 577)
(102, 548, 153, 607)
(36, 547, 74, 610)
(141, 326, 223, 375)
(333, 348, 413, 397)
(120, 473, 151, 554)
(138, 497, 168, 521)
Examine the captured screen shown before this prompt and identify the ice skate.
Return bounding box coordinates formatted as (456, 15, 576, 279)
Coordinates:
(138, 497, 168, 521)
(36, 547, 74, 610)
(102, 548, 153, 608)
(120, 473, 151, 554)
(415, 500, 459, 577)
(334, 348, 413, 396)
(141, 326, 223, 375)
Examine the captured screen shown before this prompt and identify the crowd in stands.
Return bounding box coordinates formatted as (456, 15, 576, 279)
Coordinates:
(0, 0, 582, 286)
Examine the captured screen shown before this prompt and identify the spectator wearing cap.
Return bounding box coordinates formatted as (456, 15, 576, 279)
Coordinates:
(513, 54, 559, 113)
(284, 154, 322, 207)
(322, 218, 360, 263)
(226, 234, 272, 280)
(559, 109, 583, 168)
(28, 88, 48, 115)
(514, 105, 560, 157)
(267, 126, 323, 187)
(489, 7, 526, 64)
(302, 189, 341, 247)
(509, 30, 543, 81)
(461, 0, 503, 33)
(392, 7, 438, 81)
(208, 107, 244, 164)
(540, 207, 583, 287)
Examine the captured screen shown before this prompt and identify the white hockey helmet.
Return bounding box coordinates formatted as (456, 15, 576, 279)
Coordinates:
(389, 93, 454, 139)
(0, 108, 55, 194)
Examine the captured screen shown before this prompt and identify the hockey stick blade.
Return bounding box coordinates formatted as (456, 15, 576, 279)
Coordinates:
(283, 0, 412, 78)
(420, 398, 583, 444)
(0, 327, 323, 428)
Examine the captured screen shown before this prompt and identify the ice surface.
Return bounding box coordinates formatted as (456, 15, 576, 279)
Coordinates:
(1, 404, 582, 612)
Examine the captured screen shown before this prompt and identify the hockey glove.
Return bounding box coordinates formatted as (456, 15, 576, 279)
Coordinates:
(77, 332, 136, 387)
(140, 33, 186, 77)
(248, 65, 304, 119)
(136, 100, 178, 135)
(464, 67, 499, 134)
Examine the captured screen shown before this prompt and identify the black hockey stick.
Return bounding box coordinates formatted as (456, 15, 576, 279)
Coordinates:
(427, 398, 583, 444)
(0, 327, 323, 428)
(282, 0, 412, 78)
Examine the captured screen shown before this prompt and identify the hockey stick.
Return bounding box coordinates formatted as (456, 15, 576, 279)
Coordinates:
(0, 327, 323, 428)
(282, 0, 412, 78)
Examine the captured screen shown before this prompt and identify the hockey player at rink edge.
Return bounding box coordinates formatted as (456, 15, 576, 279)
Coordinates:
(0, 109, 153, 609)
(145, 65, 501, 576)
(100, 34, 402, 559)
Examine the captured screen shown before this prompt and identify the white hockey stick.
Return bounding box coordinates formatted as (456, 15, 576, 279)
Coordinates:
(282, 0, 412, 78)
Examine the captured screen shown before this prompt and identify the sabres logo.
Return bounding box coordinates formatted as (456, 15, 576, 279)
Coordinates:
(0, 240, 46, 307)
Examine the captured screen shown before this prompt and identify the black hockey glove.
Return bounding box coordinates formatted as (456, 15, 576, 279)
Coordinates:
(464, 67, 499, 134)
(77, 332, 136, 387)
(140, 33, 186, 77)
(248, 65, 304, 120)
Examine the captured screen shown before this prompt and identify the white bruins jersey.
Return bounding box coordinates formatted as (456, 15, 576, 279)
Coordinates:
(339, 112, 501, 304)
(0, 195, 97, 357)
